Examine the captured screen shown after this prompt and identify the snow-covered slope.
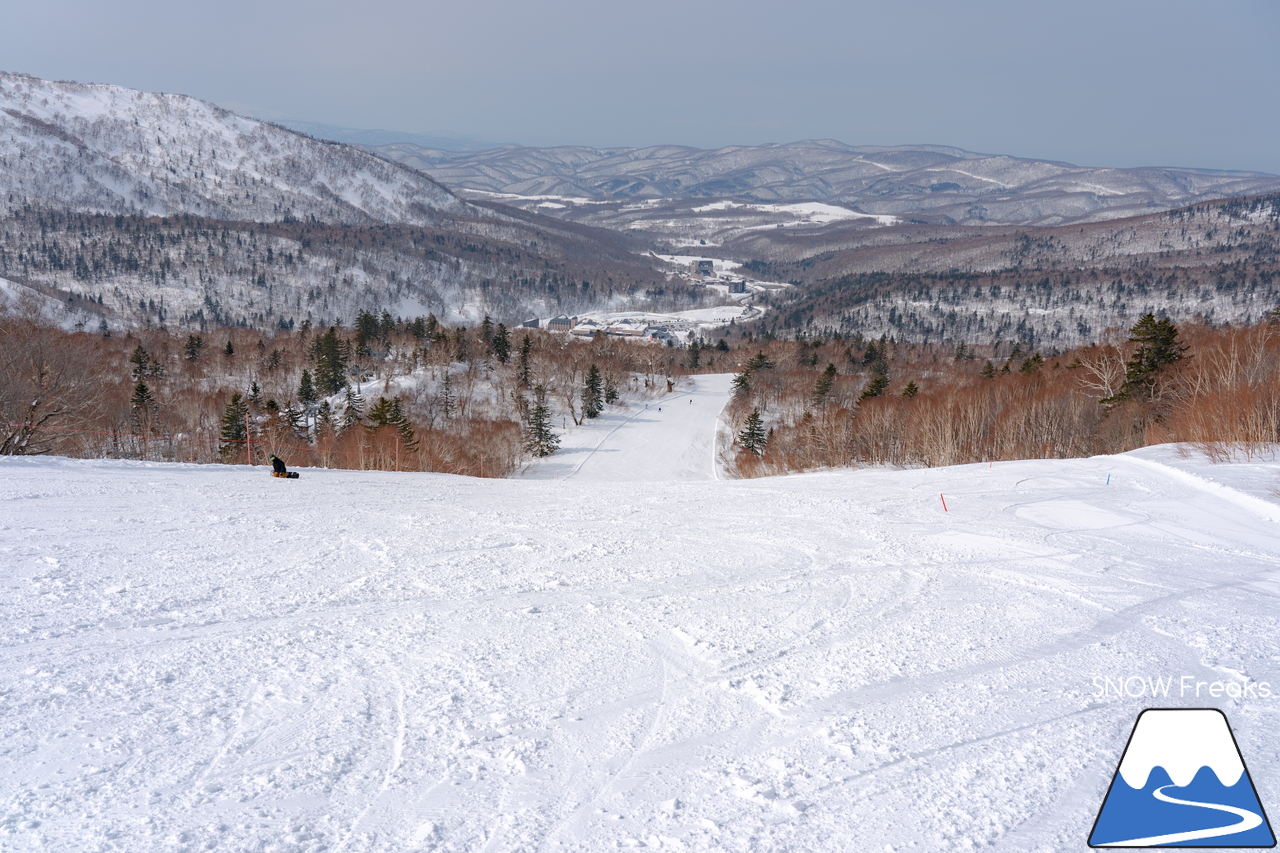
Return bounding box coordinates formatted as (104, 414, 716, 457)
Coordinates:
(4, 438, 1280, 850)
(520, 373, 734, 481)
(0, 72, 459, 224)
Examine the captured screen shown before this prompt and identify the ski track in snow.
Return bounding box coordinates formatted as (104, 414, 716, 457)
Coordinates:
(3, 378, 1280, 851)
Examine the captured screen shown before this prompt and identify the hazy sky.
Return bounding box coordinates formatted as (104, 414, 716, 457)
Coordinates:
(3, 0, 1278, 172)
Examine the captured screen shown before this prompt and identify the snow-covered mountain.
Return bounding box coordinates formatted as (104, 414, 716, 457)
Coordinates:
(376, 139, 1280, 228)
(0, 73, 713, 329)
(0, 71, 459, 225)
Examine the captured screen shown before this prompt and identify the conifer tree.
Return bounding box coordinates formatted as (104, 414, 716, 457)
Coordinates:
(979, 360, 996, 379)
(859, 374, 889, 400)
(582, 364, 604, 419)
(310, 327, 349, 395)
(184, 334, 205, 361)
(812, 363, 837, 406)
(517, 335, 533, 386)
(219, 393, 249, 460)
(340, 386, 365, 433)
(1108, 313, 1187, 403)
(687, 339, 702, 369)
(732, 369, 751, 397)
(298, 369, 317, 405)
(902, 380, 919, 398)
(746, 351, 776, 371)
(129, 345, 152, 380)
(224, 339, 235, 357)
(131, 380, 155, 411)
(315, 400, 335, 442)
(284, 402, 307, 439)
(367, 396, 417, 448)
(525, 384, 560, 457)
(492, 323, 511, 364)
(738, 409, 768, 456)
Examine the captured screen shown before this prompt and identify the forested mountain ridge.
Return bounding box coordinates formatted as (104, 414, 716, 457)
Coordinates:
(0, 71, 461, 225)
(742, 193, 1280, 347)
(0, 73, 706, 329)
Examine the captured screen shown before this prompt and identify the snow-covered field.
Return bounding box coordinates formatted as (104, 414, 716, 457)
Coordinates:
(4, 378, 1280, 851)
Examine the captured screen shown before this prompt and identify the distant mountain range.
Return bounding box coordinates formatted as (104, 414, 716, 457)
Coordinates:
(374, 140, 1280, 229)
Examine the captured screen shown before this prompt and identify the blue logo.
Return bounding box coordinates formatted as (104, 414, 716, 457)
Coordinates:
(1090, 708, 1275, 847)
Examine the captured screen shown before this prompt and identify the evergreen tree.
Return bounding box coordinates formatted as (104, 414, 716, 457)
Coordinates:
(738, 409, 768, 457)
(131, 380, 155, 411)
(517, 335, 533, 386)
(687, 339, 702, 369)
(582, 364, 604, 419)
(859, 374, 889, 400)
(812, 363, 837, 406)
(367, 396, 417, 448)
(310, 327, 349, 395)
(247, 381, 263, 408)
(315, 401, 335, 442)
(129, 345, 152, 380)
(354, 310, 379, 356)
(525, 384, 560, 457)
(480, 315, 494, 344)
(979, 360, 996, 379)
(1109, 313, 1187, 402)
(1020, 354, 1044, 374)
(219, 393, 249, 460)
(453, 327, 469, 362)
(298, 369, 318, 405)
(340, 386, 365, 433)
(284, 402, 307, 438)
(184, 334, 204, 361)
(492, 323, 511, 364)
(902, 381, 919, 398)
(604, 375, 619, 405)
(223, 339, 235, 357)
(746, 351, 776, 371)
(732, 369, 751, 397)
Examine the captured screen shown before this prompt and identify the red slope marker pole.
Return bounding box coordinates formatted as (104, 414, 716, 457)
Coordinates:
(940, 493, 948, 512)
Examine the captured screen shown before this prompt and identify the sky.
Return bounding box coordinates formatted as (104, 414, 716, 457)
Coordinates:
(2, 0, 1278, 173)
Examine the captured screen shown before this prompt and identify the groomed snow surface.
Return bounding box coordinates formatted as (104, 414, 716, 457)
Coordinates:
(4, 375, 1280, 851)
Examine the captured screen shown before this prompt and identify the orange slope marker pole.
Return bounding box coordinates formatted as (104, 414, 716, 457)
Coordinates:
(940, 493, 948, 512)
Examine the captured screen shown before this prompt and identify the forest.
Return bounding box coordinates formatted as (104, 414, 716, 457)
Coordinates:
(5, 286, 1280, 478)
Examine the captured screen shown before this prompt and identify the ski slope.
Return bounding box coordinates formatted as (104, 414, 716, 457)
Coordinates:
(3, 419, 1280, 850)
(519, 374, 733, 482)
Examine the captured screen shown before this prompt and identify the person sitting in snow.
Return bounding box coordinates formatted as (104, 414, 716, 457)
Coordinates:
(270, 454, 287, 476)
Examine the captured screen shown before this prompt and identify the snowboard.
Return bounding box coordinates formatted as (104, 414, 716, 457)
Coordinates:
(272, 471, 299, 479)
